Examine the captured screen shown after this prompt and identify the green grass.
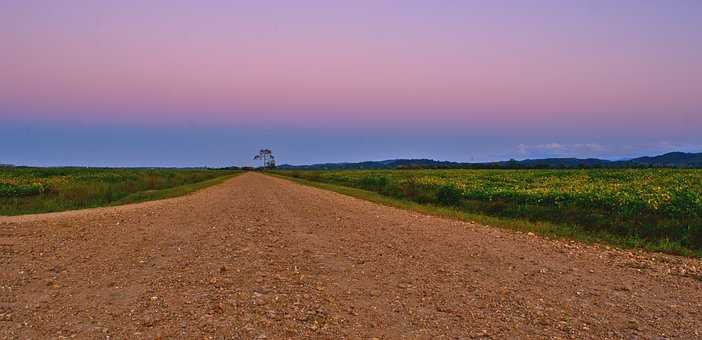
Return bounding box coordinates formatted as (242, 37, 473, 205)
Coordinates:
(0, 167, 239, 215)
(109, 173, 238, 206)
(270, 170, 702, 258)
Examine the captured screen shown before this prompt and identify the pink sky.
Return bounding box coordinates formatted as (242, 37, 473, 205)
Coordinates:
(1, 1, 701, 165)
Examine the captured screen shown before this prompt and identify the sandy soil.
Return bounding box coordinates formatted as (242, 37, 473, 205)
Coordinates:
(1, 172, 701, 339)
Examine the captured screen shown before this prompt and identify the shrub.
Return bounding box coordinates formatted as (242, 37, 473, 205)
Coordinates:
(397, 177, 435, 203)
(436, 184, 462, 206)
(359, 175, 388, 192)
(690, 223, 702, 249)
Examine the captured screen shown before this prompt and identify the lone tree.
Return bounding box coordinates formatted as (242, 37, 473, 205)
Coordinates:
(254, 149, 276, 168)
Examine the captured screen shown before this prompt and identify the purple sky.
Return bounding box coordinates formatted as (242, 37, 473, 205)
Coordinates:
(1, 1, 701, 167)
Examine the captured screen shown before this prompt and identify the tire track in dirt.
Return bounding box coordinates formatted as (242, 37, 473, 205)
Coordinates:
(1, 172, 701, 339)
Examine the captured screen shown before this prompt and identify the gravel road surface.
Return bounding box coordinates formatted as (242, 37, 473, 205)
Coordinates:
(1, 172, 701, 339)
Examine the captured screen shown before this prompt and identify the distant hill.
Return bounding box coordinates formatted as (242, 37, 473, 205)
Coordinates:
(277, 152, 702, 170)
(628, 152, 702, 167)
(278, 159, 464, 170)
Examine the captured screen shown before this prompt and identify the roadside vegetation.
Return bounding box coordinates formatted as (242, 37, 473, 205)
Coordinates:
(273, 169, 702, 257)
(0, 167, 237, 215)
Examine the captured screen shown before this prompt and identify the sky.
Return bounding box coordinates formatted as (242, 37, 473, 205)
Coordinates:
(1, 0, 701, 167)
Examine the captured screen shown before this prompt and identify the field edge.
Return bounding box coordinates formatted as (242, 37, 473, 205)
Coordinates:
(267, 172, 702, 258)
(109, 172, 242, 206)
(0, 172, 241, 217)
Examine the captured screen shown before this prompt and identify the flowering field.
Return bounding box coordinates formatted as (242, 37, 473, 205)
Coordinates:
(277, 169, 702, 252)
(0, 167, 234, 215)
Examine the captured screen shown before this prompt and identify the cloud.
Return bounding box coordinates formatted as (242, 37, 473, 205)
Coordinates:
(516, 141, 702, 160)
(517, 143, 605, 157)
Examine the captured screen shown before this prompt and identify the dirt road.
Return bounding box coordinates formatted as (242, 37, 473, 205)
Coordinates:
(1, 172, 701, 339)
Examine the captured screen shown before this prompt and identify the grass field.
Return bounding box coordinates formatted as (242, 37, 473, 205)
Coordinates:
(274, 169, 702, 256)
(0, 167, 237, 215)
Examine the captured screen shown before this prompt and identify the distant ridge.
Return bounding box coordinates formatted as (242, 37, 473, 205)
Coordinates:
(628, 152, 702, 167)
(278, 152, 702, 170)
